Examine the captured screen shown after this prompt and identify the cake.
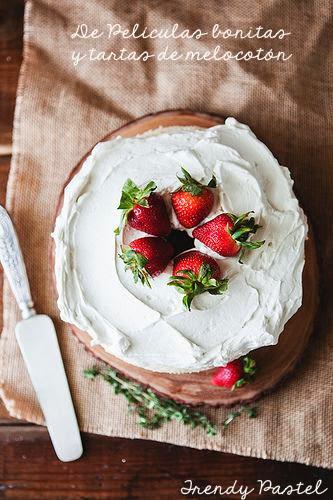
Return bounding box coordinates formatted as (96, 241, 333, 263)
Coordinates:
(53, 118, 307, 374)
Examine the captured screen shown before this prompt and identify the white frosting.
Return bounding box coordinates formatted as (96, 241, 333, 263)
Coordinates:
(52, 118, 307, 373)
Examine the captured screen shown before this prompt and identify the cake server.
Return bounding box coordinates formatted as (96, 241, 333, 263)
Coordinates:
(0, 205, 83, 462)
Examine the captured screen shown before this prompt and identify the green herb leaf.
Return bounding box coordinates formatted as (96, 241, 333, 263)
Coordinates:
(223, 410, 241, 426)
(245, 406, 258, 418)
(84, 366, 217, 436)
(83, 367, 100, 379)
(223, 405, 258, 428)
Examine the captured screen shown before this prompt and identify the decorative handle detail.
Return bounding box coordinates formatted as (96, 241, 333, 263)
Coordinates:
(0, 206, 36, 319)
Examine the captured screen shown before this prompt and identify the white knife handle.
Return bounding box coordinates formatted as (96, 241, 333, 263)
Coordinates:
(0, 206, 83, 462)
(16, 315, 83, 462)
(0, 206, 36, 319)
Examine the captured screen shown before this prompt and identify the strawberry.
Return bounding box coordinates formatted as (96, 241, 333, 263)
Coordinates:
(118, 179, 171, 236)
(193, 212, 265, 262)
(119, 237, 174, 287)
(211, 356, 256, 390)
(171, 168, 216, 228)
(168, 250, 228, 310)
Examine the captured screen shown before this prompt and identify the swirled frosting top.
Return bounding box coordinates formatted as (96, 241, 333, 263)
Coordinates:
(53, 118, 307, 373)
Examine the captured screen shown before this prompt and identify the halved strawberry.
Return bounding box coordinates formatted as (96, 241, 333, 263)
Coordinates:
(171, 168, 216, 228)
(168, 250, 228, 310)
(119, 237, 174, 287)
(193, 212, 265, 262)
(118, 179, 171, 236)
(211, 356, 256, 390)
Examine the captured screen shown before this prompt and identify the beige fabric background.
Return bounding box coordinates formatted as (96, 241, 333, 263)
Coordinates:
(1, 0, 332, 468)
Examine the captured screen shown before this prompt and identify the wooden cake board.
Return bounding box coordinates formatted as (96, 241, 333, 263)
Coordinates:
(53, 110, 318, 407)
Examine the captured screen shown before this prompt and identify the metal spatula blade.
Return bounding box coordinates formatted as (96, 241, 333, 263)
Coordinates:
(0, 205, 83, 462)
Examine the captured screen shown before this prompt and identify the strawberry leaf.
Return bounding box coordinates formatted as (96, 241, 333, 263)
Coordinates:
(208, 280, 228, 295)
(232, 226, 254, 240)
(168, 263, 228, 310)
(117, 179, 157, 222)
(198, 262, 211, 281)
(243, 356, 256, 376)
(231, 356, 257, 390)
(227, 211, 265, 262)
(183, 294, 194, 311)
(140, 181, 157, 199)
(239, 240, 265, 250)
(176, 168, 216, 196)
(118, 192, 135, 210)
(232, 378, 247, 390)
(119, 246, 151, 287)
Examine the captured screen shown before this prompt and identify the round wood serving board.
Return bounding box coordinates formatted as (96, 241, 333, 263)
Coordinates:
(54, 110, 318, 407)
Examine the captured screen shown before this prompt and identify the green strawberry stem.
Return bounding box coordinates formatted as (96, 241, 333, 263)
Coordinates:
(232, 356, 257, 390)
(168, 263, 228, 311)
(227, 211, 265, 263)
(117, 179, 157, 223)
(176, 167, 216, 196)
(119, 246, 151, 288)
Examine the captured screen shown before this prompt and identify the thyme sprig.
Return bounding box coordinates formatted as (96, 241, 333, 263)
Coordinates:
(84, 367, 258, 436)
(223, 405, 258, 428)
(84, 367, 217, 435)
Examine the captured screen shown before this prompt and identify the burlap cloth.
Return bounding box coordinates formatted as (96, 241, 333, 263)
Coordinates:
(1, 0, 332, 468)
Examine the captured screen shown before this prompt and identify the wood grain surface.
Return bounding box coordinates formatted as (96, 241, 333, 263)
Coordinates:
(0, 1, 332, 498)
(58, 110, 318, 407)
